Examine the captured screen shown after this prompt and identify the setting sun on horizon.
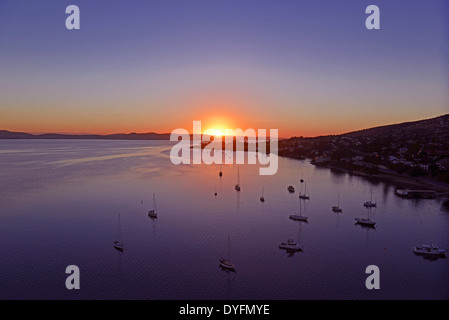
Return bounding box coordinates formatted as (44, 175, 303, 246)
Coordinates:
(205, 128, 225, 137)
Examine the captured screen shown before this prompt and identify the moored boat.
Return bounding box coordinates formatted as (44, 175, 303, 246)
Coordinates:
(413, 244, 446, 256)
(279, 238, 303, 251)
(354, 217, 376, 227)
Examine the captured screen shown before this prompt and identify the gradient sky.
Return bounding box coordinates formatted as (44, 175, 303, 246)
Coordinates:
(0, 0, 448, 137)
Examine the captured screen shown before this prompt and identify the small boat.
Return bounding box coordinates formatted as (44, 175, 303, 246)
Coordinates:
(363, 200, 376, 207)
(279, 238, 303, 251)
(219, 236, 236, 271)
(300, 172, 304, 183)
(354, 217, 376, 227)
(355, 205, 376, 227)
(287, 185, 295, 193)
(332, 193, 343, 212)
(332, 206, 342, 213)
(289, 214, 308, 222)
(413, 244, 446, 256)
(298, 181, 310, 199)
(113, 213, 124, 252)
(289, 198, 308, 221)
(113, 240, 124, 251)
(219, 164, 223, 177)
(219, 259, 236, 270)
(235, 166, 241, 192)
(148, 193, 158, 218)
(280, 218, 304, 253)
(364, 188, 376, 207)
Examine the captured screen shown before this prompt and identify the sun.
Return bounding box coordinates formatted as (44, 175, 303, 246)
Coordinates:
(206, 128, 225, 137)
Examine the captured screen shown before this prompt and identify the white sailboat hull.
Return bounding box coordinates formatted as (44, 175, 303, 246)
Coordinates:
(413, 245, 446, 256)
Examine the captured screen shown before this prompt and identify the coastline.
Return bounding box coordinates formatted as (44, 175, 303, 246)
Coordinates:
(294, 159, 449, 194)
(319, 163, 449, 193)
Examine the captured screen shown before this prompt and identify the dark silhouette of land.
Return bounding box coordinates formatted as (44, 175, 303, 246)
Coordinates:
(0, 130, 170, 140)
(279, 114, 449, 192)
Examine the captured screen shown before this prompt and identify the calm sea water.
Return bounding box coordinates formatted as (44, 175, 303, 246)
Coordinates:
(0, 140, 448, 300)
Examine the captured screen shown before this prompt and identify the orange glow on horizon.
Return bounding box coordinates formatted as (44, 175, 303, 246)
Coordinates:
(2, 110, 442, 138)
(0, 121, 389, 139)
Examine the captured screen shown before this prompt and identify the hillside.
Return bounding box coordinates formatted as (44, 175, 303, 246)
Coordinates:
(279, 114, 449, 186)
(343, 114, 449, 138)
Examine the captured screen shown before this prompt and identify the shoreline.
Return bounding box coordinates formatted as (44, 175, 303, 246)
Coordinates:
(312, 162, 449, 194)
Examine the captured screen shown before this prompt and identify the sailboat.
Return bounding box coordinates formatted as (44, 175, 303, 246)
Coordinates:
(364, 188, 376, 207)
(219, 236, 236, 271)
(289, 197, 308, 222)
(148, 193, 158, 218)
(279, 220, 304, 252)
(355, 206, 376, 227)
(219, 164, 223, 177)
(234, 166, 241, 191)
(260, 185, 265, 202)
(113, 213, 124, 252)
(298, 181, 310, 199)
(332, 193, 343, 212)
(300, 172, 304, 183)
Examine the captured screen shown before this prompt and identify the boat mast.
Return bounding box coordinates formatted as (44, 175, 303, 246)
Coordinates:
(118, 213, 122, 243)
(228, 235, 231, 261)
(237, 166, 240, 185)
(153, 193, 157, 212)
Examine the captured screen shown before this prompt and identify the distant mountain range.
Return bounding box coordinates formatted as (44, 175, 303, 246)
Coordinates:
(1, 114, 448, 140)
(0, 130, 171, 140)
